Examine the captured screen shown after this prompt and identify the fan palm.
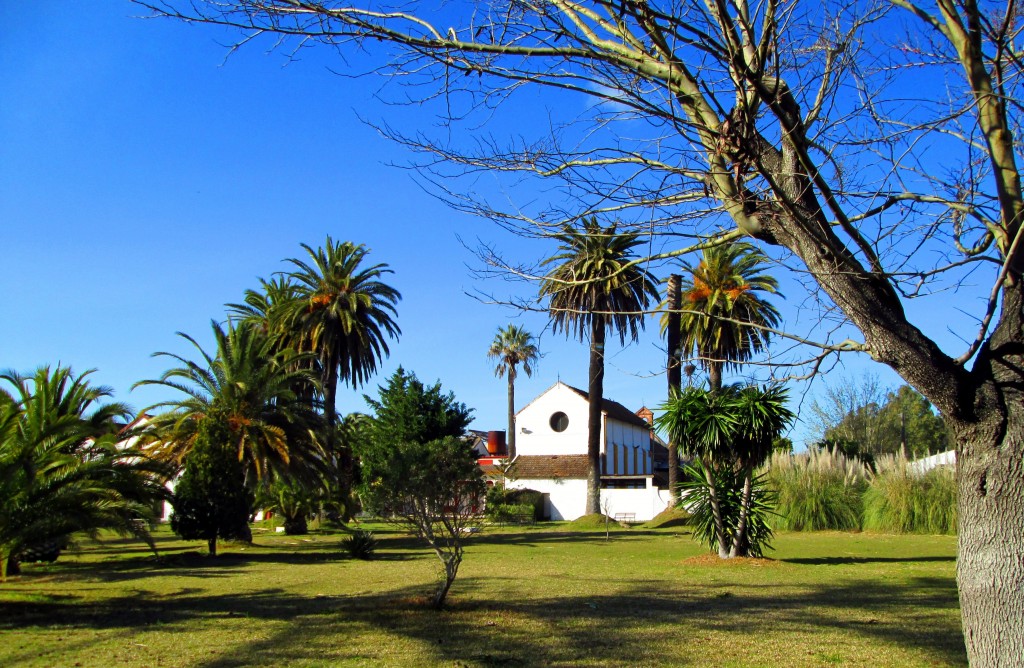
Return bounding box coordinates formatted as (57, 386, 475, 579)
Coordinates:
(0, 366, 167, 580)
(136, 320, 325, 487)
(670, 242, 780, 391)
(540, 217, 659, 514)
(487, 324, 539, 460)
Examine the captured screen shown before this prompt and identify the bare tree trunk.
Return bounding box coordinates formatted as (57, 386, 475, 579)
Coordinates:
(207, 537, 217, 556)
(431, 551, 462, 609)
(507, 369, 516, 460)
(666, 274, 682, 504)
(587, 319, 605, 516)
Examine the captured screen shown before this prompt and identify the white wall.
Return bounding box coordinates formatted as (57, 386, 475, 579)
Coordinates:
(515, 383, 594, 456)
(508, 477, 589, 521)
(603, 420, 651, 475)
(599, 482, 671, 522)
(508, 477, 670, 522)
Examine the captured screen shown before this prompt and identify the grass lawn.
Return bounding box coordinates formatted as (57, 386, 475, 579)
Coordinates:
(0, 522, 964, 667)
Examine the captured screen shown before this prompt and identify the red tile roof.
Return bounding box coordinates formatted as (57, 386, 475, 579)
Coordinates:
(511, 455, 590, 479)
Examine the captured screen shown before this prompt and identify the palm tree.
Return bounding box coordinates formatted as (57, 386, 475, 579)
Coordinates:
(1, 366, 167, 580)
(284, 237, 401, 429)
(540, 217, 659, 515)
(487, 324, 539, 460)
(730, 384, 793, 557)
(670, 242, 780, 391)
(657, 385, 740, 558)
(657, 383, 793, 559)
(283, 238, 400, 519)
(136, 320, 325, 487)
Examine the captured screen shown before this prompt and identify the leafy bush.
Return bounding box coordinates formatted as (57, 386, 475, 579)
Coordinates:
(863, 456, 957, 534)
(342, 529, 378, 560)
(679, 460, 776, 558)
(764, 449, 868, 531)
(486, 486, 545, 521)
(487, 503, 534, 524)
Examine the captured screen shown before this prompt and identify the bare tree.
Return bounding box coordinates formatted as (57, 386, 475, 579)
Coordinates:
(137, 0, 1024, 662)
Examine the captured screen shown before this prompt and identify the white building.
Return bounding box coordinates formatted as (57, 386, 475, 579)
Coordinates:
(505, 382, 671, 521)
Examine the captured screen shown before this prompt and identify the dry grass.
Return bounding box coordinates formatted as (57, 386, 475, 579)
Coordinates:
(0, 523, 965, 667)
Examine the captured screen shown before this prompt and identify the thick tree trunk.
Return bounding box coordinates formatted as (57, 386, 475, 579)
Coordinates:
(207, 537, 217, 556)
(666, 274, 682, 503)
(507, 369, 516, 460)
(953, 286, 1024, 666)
(587, 320, 606, 515)
(283, 514, 308, 535)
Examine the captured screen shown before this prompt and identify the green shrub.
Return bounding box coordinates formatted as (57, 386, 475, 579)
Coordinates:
(342, 529, 378, 560)
(680, 460, 776, 558)
(863, 456, 956, 534)
(486, 487, 545, 521)
(487, 503, 534, 524)
(764, 449, 868, 531)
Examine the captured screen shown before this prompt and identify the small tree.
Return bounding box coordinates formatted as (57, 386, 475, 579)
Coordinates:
(360, 368, 482, 609)
(170, 414, 253, 556)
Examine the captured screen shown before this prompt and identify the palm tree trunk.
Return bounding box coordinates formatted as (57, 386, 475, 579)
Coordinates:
(208, 537, 218, 556)
(587, 319, 606, 515)
(666, 274, 682, 504)
(324, 347, 355, 522)
(730, 465, 754, 558)
(708, 361, 723, 393)
(507, 367, 517, 460)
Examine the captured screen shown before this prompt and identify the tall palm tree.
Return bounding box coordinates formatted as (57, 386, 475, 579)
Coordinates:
(487, 324, 538, 460)
(284, 238, 401, 429)
(540, 217, 659, 515)
(136, 320, 325, 487)
(670, 242, 780, 391)
(1, 366, 166, 580)
(283, 238, 400, 518)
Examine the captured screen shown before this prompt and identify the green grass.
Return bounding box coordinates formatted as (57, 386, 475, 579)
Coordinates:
(0, 523, 965, 667)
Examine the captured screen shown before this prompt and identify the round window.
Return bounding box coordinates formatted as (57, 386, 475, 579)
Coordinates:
(549, 411, 569, 432)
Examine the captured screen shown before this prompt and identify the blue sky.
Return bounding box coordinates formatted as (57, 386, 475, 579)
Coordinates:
(1, 2, 975, 447)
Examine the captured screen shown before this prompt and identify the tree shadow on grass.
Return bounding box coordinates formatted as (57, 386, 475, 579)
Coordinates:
(782, 555, 956, 566)
(0, 569, 966, 666)
(181, 574, 964, 667)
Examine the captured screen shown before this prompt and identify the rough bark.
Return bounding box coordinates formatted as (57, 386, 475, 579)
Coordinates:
(587, 318, 605, 516)
(952, 286, 1024, 666)
(666, 274, 682, 503)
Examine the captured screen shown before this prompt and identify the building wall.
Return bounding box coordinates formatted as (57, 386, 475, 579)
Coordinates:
(515, 384, 595, 457)
(598, 481, 671, 522)
(508, 477, 671, 522)
(508, 477, 589, 521)
(603, 420, 651, 475)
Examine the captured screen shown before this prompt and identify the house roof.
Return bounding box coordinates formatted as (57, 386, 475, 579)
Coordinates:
(561, 384, 652, 429)
(511, 455, 590, 479)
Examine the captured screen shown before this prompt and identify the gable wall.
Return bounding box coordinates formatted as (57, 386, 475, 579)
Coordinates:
(516, 383, 593, 456)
